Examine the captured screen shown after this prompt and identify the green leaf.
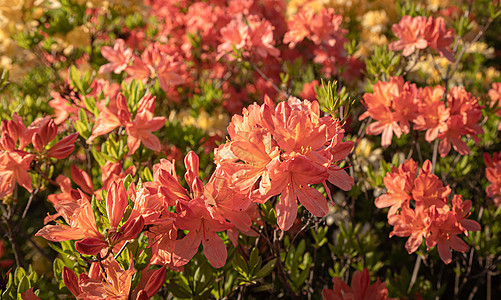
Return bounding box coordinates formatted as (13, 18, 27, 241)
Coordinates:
(253, 258, 276, 279)
(248, 247, 260, 275)
(141, 167, 153, 182)
(123, 174, 133, 191)
(233, 253, 249, 278)
(16, 276, 30, 295)
(53, 258, 64, 282)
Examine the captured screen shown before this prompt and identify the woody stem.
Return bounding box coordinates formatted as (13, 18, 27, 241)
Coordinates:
(431, 139, 439, 173)
(273, 230, 299, 299)
(114, 241, 129, 259)
(408, 255, 422, 293)
(35, 164, 60, 188)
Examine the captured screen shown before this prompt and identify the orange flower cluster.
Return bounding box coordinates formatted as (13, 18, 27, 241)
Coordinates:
(0, 114, 78, 198)
(323, 268, 391, 300)
(216, 96, 354, 231)
(484, 152, 501, 207)
(283, 8, 346, 49)
(389, 15, 455, 61)
(218, 15, 280, 60)
(360, 77, 483, 157)
(89, 92, 166, 155)
(488, 82, 501, 130)
(100, 40, 185, 92)
(376, 159, 481, 264)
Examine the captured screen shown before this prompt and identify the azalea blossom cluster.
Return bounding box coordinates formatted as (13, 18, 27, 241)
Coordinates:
(360, 76, 483, 157)
(488, 82, 501, 130)
(100, 41, 186, 92)
(282, 7, 360, 77)
(89, 91, 166, 155)
(323, 268, 391, 300)
(375, 159, 481, 264)
(484, 151, 501, 207)
(217, 15, 280, 60)
(215, 96, 354, 231)
(62, 254, 166, 299)
(0, 114, 78, 199)
(389, 15, 455, 61)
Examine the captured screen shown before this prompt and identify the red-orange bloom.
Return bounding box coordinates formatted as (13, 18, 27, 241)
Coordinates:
(389, 15, 454, 61)
(0, 151, 33, 198)
(78, 255, 135, 299)
(216, 96, 354, 231)
(376, 159, 480, 264)
(218, 15, 279, 60)
(360, 77, 418, 147)
(323, 268, 391, 300)
(389, 15, 428, 56)
(99, 39, 133, 74)
(89, 92, 165, 155)
(283, 8, 346, 49)
(484, 152, 501, 207)
(488, 82, 501, 130)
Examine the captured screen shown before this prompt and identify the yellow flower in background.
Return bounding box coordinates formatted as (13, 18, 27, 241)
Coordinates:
(64, 25, 91, 48)
(286, 0, 326, 16)
(360, 31, 388, 48)
(413, 54, 448, 84)
(361, 10, 389, 33)
(476, 67, 500, 88)
(466, 42, 495, 58)
(355, 138, 382, 165)
(0, 0, 24, 16)
(108, 0, 145, 14)
(427, 0, 451, 11)
(171, 108, 230, 136)
(86, 0, 109, 9)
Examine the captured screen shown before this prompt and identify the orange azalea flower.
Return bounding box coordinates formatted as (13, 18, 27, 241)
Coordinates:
(283, 8, 313, 48)
(0, 113, 34, 151)
(0, 150, 33, 198)
(217, 96, 353, 231)
(78, 255, 135, 299)
(360, 77, 418, 147)
(283, 8, 346, 49)
(484, 152, 501, 207)
(99, 39, 133, 74)
(377, 159, 480, 264)
(375, 159, 417, 216)
(218, 14, 279, 60)
(389, 15, 428, 56)
(423, 16, 455, 61)
(413, 86, 449, 142)
(389, 15, 454, 61)
(169, 152, 232, 268)
(89, 92, 165, 155)
(36, 194, 106, 255)
(126, 43, 185, 91)
(323, 268, 391, 300)
(389, 204, 431, 254)
(125, 93, 166, 155)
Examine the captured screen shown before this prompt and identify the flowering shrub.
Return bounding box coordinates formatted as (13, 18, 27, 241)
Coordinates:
(0, 0, 500, 299)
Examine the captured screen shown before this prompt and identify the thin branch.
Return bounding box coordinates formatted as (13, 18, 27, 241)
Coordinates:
(21, 186, 40, 221)
(408, 255, 422, 293)
(431, 139, 439, 173)
(114, 241, 129, 260)
(273, 230, 299, 299)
